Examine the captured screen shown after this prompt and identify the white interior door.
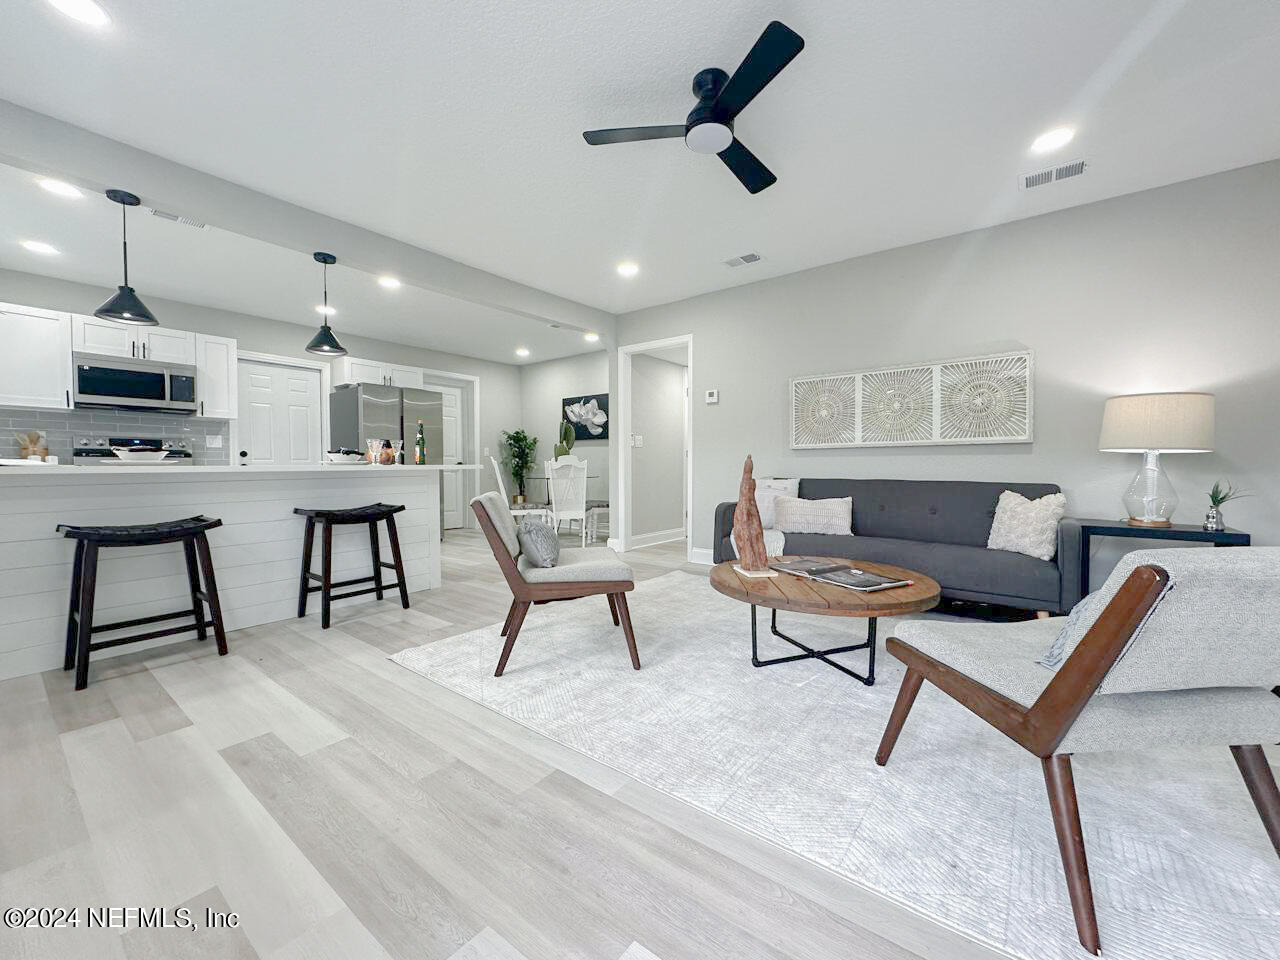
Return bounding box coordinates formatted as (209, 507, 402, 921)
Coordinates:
(425, 383, 465, 528)
(236, 360, 322, 465)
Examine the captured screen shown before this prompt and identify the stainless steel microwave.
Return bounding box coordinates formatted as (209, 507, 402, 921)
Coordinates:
(72, 352, 198, 414)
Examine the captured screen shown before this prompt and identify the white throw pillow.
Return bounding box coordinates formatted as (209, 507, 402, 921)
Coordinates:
(754, 486, 787, 528)
(987, 490, 1067, 562)
(774, 496, 854, 536)
(761, 477, 800, 497)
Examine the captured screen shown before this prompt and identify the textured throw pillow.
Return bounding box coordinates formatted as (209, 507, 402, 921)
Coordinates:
(516, 518, 559, 568)
(986, 490, 1066, 562)
(774, 496, 854, 535)
(754, 486, 787, 528)
(1038, 591, 1097, 670)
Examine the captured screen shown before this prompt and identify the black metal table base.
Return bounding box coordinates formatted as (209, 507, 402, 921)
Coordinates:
(750, 605, 876, 686)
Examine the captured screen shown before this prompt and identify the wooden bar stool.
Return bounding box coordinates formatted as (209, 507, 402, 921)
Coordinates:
(294, 503, 409, 629)
(57, 515, 228, 690)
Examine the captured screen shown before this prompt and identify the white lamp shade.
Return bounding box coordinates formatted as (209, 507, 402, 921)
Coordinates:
(1098, 392, 1214, 453)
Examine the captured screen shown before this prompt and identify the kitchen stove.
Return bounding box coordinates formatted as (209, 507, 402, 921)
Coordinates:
(72, 436, 194, 465)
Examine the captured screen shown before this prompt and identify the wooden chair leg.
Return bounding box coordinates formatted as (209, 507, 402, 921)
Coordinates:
(1231, 744, 1280, 857)
(875, 668, 923, 765)
(321, 521, 334, 629)
(385, 514, 411, 609)
(63, 539, 85, 671)
(607, 593, 620, 626)
(194, 533, 229, 656)
(73, 544, 98, 690)
(368, 520, 385, 601)
(183, 538, 208, 641)
(495, 601, 530, 676)
(614, 593, 641, 670)
(500, 600, 517, 637)
(297, 516, 315, 618)
(1043, 755, 1101, 956)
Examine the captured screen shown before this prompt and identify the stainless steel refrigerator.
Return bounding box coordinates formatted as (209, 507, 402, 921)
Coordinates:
(329, 383, 444, 464)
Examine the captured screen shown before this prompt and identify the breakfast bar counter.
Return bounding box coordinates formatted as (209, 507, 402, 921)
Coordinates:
(0, 463, 480, 680)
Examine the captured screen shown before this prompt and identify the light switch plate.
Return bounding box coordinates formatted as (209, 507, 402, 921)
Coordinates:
(633, 434, 644, 448)
(705, 389, 719, 404)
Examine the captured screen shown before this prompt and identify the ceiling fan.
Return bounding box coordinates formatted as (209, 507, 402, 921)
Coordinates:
(582, 21, 805, 194)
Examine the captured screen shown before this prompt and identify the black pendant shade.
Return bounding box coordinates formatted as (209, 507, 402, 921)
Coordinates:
(305, 252, 347, 356)
(95, 189, 159, 326)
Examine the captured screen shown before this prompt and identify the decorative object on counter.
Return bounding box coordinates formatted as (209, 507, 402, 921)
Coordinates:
(15, 430, 48, 461)
(324, 449, 364, 464)
(501, 429, 538, 504)
(1204, 479, 1248, 532)
(731, 455, 776, 577)
(110, 446, 168, 463)
(553, 418, 576, 460)
(791, 351, 1032, 448)
(94, 189, 159, 326)
(304, 252, 348, 356)
(366, 438, 385, 464)
(415, 419, 427, 464)
(389, 439, 404, 465)
(1098, 392, 1215, 527)
(563, 394, 609, 439)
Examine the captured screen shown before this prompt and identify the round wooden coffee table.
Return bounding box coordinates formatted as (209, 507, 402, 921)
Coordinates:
(709, 557, 940, 686)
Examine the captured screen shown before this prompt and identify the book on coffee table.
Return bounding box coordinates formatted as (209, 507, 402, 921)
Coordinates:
(768, 558, 914, 592)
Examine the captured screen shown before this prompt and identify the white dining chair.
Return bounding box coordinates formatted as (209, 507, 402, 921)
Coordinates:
(546, 455, 589, 547)
(489, 456, 550, 525)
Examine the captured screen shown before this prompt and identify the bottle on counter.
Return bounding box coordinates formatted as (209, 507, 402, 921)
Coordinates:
(415, 419, 426, 465)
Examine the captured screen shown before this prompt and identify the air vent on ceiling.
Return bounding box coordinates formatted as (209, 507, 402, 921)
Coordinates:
(147, 207, 208, 229)
(723, 252, 763, 268)
(1020, 158, 1088, 190)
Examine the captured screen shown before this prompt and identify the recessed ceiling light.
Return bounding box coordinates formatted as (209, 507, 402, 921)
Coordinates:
(1030, 126, 1075, 155)
(37, 177, 83, 199)
(616, 260, 640, 278)
(47, 0, 111, 27)
(583, 332, 600, 343)
(515, 347, 530, 358)
(377, 275, 401, 289)
(20, 239, 60, 256)
(315, 304, 336, 316)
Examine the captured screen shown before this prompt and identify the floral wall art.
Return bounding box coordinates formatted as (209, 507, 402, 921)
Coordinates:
(563, 394, 609, 440)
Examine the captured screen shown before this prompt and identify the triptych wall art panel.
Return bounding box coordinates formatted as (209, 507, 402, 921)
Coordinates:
(790, 351, 1033, 448)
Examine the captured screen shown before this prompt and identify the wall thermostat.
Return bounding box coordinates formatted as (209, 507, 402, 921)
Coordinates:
(705, 389, 719, 405)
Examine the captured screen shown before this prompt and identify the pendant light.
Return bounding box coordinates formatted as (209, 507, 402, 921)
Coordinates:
(305, 252, 347, 356)
(94, 189, 159, 325)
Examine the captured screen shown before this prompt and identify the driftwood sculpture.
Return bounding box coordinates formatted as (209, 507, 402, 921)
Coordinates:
(732, 454, 773, 575)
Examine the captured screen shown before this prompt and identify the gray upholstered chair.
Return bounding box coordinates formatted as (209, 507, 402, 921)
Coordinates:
(470, 491, 640, 676)
(875, 547, 1280, 956)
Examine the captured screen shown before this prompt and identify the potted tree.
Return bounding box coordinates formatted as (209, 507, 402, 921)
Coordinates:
(500, 429, 538, 504)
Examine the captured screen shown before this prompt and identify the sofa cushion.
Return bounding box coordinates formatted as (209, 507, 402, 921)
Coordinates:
(798, 478, 1061, 547)
(780, 532, 1060, 604)
(517, 546, 632, 583)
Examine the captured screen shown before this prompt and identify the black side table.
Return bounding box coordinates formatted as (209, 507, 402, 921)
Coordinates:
(1077, 518, 1251, 594)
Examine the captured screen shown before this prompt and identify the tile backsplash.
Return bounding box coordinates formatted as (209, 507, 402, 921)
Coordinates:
(0, 407, 230, 465)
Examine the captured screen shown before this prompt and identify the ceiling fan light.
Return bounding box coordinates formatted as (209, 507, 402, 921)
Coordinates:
(685, 121, 733, 155)
(95, 285, 159, 325)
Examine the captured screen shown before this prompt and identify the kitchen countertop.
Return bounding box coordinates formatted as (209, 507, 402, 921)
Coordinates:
(0, 463, 482, 477)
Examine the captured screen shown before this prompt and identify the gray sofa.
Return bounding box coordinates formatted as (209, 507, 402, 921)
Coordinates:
(713, 478, 1083, 614)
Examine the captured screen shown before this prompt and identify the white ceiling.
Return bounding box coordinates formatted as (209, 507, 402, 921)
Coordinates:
(2, 1, 1279, 318)
(0, 161, 603, 364)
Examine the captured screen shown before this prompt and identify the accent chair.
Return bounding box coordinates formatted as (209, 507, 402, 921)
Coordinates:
(874, 547, 1280, 955)
(471, 491, 640, 676)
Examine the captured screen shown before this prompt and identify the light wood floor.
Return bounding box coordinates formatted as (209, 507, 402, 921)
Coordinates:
(0, 531, 1007, 960)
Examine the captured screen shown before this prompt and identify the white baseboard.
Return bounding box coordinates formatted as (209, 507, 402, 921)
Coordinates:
(606, 537, 622, 551)
(627, 527, 686, 550)
(688, 547, 714, 565)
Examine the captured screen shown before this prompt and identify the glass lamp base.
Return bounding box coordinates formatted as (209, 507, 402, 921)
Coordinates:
(1122, 450, 1177, 527)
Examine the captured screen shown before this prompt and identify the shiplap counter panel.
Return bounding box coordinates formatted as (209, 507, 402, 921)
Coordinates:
(0, 465, 469, 680)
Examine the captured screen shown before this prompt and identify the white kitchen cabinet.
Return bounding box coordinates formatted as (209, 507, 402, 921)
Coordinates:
(333, 355, 423, 387)
(194, 333, 237, 419)
(71, 314, 196, 363)
(0, 303, 73, 410)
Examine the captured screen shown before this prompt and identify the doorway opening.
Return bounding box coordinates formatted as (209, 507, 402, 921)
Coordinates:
(616, 335, 692, 559)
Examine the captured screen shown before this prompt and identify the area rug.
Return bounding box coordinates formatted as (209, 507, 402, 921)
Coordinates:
(391, 571, 1280, 960)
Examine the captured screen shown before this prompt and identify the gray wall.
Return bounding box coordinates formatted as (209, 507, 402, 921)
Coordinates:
(0, 267, 523, 498)
(629, 355, 686, 538)
(517, 351, 609, 509)
(615, 160, 1280, 583)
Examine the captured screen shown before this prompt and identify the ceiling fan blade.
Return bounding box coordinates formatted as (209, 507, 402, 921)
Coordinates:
(718, 138, 777, 194)
(582, 125, 686, 146)
(713, 21, 805, 120)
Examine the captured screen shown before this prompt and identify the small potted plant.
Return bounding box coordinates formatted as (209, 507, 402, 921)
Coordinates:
(500, 429, 538, 504)
(1204, 480, 1248, 532)
(552, 419, 575, 460)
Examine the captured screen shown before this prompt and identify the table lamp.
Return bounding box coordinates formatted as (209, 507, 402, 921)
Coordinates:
(1098, 392, 1214, 527)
